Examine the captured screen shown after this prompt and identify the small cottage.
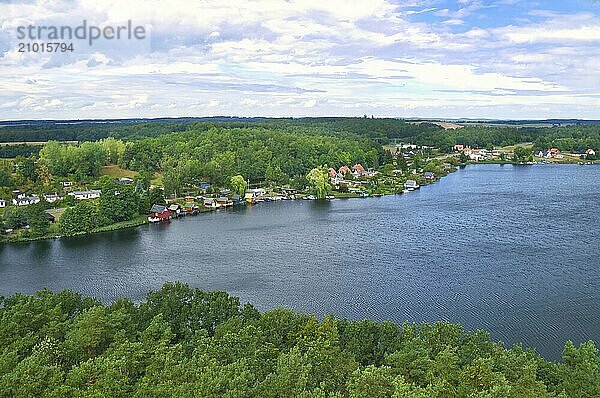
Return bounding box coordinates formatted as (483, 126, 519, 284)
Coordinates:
(404, 180, 419, 189)
(204, 198, 218, 208)
(44, 193, 65, 203)
(69, 190, 101, 200)
(149, 204, 171, 222)
(168, 204, 181, 216)
(217, 197, 233, 207)
(424, 172, 435, 180)
(12, 195, 40, 206)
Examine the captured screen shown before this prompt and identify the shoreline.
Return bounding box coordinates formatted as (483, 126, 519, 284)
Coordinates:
(2, 162, 593, 245)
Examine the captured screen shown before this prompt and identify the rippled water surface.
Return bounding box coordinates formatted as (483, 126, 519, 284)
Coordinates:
(1, 164, 599, 360)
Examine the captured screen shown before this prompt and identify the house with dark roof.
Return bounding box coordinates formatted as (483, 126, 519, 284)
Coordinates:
(12, 195, 40, 206)
(149, 204, 170, 222)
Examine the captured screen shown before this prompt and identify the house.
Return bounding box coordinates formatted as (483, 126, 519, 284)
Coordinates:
(12, 195, 40, 206)
(467, 149, 485, 161)
(184, 202, 200, 213)
(352, 164, 365, 177)
(361, 170, 378, 178)
(68, 190, 101, 200)
(0, 199, 5, 208)
(149, 204, 170, 222)
(43, 193, 65, 203)
(232, 194, 242, 204)
(424, 172, 435, 180)
(404, 180, 419, 190)
(184, 196, 195, 203)
(338, 165, 351, 176)
(245, 188, 265, 203)
(537, 148, 564, 159)
(328, 167, 337, 178)
(219, 188, 232, 196)
(44, 208, 66, 223)
(454, 144, 465, 152)
(586, 149, 596, 156)
(217, 197, 233, 207)
(60, 181, 74, 187)
(204, 198, 218, 208)
(168, 204, 181, 216)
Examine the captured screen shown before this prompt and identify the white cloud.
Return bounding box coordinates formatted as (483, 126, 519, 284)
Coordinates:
(0, 0, 599, 119)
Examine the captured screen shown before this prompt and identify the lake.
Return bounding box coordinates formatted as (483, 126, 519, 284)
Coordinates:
(1, 164, 599, 360)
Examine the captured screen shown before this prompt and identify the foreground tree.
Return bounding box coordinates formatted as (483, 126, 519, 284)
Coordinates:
(306, 167, 332, 199)
(59, 201, 99, 235)
(230, 174, 247, 197)
(0, 284, 598, 396)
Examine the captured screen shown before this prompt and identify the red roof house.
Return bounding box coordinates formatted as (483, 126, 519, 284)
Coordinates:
(352, 164, 365, 173)
(149, 204, 171, 221)
(338, 165, 351, 175)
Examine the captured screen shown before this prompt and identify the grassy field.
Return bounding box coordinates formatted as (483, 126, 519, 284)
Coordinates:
(100, 165, 139, 179)
(100, 164, 165, 185)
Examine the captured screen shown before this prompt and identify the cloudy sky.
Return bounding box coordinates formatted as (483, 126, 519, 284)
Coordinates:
(1, 0, 599, 120)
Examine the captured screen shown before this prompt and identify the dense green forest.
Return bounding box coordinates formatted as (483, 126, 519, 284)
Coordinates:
(120, 127, 381, 186)
(0, 144, 41, 159)
(2, 119, 598, 156)
(0, 121, 191, 143)
(0, 283, 598, 397)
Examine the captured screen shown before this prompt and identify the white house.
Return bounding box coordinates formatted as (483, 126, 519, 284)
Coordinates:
(60, 181, 74, 187)
(43, 193, 65, 203)
(587, 149, 596, 156)
(404, 180, 419, 189)
(12, 195, 40, 206)
(0, 199, 5, 208)
(68, 190, 101, 200)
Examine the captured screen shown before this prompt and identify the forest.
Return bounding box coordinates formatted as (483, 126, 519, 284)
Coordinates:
(1, 118, 599, 156)
(0, 283, 598, 397)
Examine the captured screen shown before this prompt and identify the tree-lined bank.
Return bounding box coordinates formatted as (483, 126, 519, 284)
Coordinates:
(0, 283, 598, 397)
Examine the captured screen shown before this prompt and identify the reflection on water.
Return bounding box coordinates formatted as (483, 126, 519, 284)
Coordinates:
(0, 164, 599, 360)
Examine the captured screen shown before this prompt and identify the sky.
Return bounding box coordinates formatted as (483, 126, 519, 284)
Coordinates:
(1, 0, 599, 120)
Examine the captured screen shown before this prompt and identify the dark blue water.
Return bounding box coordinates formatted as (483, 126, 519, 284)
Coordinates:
(1, 164, 599, 360)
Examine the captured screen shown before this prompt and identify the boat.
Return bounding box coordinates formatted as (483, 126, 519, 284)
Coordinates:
(325, 195, 335, 200)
